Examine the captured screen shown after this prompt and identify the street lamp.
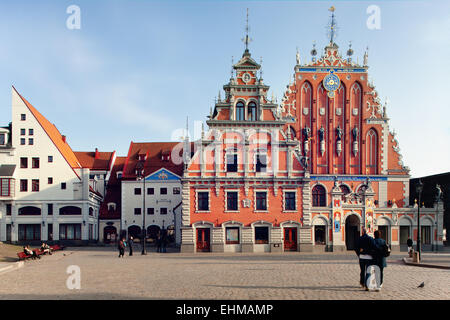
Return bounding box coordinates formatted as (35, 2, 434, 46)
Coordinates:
(136, 162, 147, 255)
(416, 179, 423, 257)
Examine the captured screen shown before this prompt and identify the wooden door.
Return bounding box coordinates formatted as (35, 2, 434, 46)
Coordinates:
(196, 228, 210, 252)
(284, 228, 297, 251)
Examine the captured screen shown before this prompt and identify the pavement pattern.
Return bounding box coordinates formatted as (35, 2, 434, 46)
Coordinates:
(0, 246, 449, 300)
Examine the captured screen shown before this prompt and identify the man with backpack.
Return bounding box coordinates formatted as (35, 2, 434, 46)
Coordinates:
(374, 230, 390, 291)
(355, 228, 377, 290)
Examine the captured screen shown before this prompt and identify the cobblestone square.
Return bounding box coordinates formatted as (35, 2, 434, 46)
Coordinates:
(0, 246, 449, 300)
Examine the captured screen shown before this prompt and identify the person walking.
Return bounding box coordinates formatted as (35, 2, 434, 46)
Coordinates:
(118, 238, 125, 258)
(156, 231, 162, 253)
(374, 230, 387, 291)
(128, 236, 134, 256)
(355, 228, 376, 290)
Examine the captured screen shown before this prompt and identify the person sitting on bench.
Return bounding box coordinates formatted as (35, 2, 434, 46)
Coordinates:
(40, 242, 52, 255)
(24, 245, 40, 259)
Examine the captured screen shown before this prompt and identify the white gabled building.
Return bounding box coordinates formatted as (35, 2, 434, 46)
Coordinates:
(0, 87, 114, 245)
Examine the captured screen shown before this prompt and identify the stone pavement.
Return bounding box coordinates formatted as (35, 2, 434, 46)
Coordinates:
(402, 253, 450, 269)
(0, 246, 448, 300)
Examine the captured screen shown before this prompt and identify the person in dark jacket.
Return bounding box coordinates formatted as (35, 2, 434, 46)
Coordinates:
(156, 231, 162, 253)
(161, 228, 168, 253)
(407, 238, 413, 257)
(374, 230, 387, 291)
(355, 228, 376, 290)
(128, 236, 134, 256)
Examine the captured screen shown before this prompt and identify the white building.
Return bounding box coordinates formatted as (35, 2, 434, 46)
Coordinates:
(119, 142, 184, 246)
(0, 87, 114, 245)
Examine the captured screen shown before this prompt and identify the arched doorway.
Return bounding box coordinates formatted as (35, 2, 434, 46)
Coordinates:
(147, 225, 161, 244)
(104, 226, 117, 244)
(127, 226, 141, 241)
(167, 225, 175, 244)
(345, 214, 360, 250)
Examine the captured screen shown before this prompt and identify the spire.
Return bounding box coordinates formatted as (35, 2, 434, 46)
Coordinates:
(327, 6, 337, 45)
(241, 8, 252, 56)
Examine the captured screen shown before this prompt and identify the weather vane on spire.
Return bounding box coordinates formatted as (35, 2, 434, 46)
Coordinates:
(242, 8, 252, 52)
(327, 6, 337, 44)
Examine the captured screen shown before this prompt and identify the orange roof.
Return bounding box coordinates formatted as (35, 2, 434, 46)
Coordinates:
(13, 86, 82, 171)
(74, 150, 116, 171)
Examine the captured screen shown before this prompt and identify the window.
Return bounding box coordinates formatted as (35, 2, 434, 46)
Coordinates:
(255, 154, 267, 172)
(48, 204, 53, 215)
(89, 207, 94, 216)
(28, 138, 34, 145)
(134, 208, 142, 215)
(147, 188, 154, 195)
(6, 204, 12, 216)
(225, 227, 240, 244)
(20, 128, 26, 135)
(226, 154, 238, 172)
(255, 226, 269, 244)
(134, 188, 141, 195)
(1, 178, 13, 197)
(366, 129, 378, 174)
(48, 177, 53, 184)
(236, 102, 245, 121)
(160, 208, 168, 215)
(18, 206, 41, 215)
(160, 188, 167, 195)
(29, 129, 34, 136)
(32, 157, 40, 168)
(226, 191, 238, 211)
(48, 156, 53, 163)
(59, 224, 81, 240)
(20, 157, 28, 168)
(312, 185, 326, 207)
(256, 192, 267, 211)
(59, 206, 81, 215)
(20, 138, 25, 145)
(18, 224, 41, 241)
(21, 114, 26, 121)
(147, 208, 154, 215)
(248, 102, 257, 121)
(198, 191, 209, 211)
(173, 187, 180, 195)
(0, 133, 5, 145)
(421, 226, 431, 245)
(314, 226, 326, 245)
(285, 192, 296, 211)
(20, 179, 28, 192)
(32, 179, 39, 192)
(61, 182, 66, 190)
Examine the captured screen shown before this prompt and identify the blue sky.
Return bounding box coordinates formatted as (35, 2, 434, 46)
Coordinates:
(0, 0, 448, 178)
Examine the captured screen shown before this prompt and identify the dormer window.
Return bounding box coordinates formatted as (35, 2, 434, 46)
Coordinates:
(116, 171, 123, 179)
(138, 154, 146, 161)
(107, 203, 116, 212)
(236, 102, 245, 121)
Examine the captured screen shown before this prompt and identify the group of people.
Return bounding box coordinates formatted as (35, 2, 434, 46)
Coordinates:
(355, 228, 389, 291)
(117, 228, 170, 257)
(23, 242, 53, 259)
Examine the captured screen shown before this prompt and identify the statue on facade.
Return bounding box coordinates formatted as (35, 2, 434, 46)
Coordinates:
(336, 125, 343, 141)
(303, 127, 311, 141)
(436, 184, 443, 202)
(318, 126, 325, 141)
(352, 126, 359, 140)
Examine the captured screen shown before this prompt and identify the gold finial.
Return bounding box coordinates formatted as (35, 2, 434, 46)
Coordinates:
(329, 6, 335, 12)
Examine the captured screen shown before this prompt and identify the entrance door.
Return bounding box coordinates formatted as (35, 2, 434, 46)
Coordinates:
(196, 228, 210, 252)
(345, 215, 360, 250)
(284, 228, 297, 251)
(378, 226, 389, 243)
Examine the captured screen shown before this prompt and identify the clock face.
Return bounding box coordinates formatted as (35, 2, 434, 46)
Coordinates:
(323, 71, 340, 92)
(242, 72, 251, 83)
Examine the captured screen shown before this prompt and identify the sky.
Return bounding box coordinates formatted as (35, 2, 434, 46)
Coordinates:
(0, 0, 448, 178)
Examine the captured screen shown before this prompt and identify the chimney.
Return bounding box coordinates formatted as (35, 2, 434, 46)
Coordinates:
(95, 148, 99, 159)
(62, 135, 66, 143)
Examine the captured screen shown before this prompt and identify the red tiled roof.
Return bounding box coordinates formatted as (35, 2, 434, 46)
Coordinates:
(122, 142, 185, 179)
(13, 86, 82, 173)
(74, 150, 116, 171)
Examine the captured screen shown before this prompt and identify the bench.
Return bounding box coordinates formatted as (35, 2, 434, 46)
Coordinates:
(50, 245, 65, 251)
(17, 252, 32, 261)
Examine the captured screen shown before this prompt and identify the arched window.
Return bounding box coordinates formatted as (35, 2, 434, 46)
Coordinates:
(351, 82, 362, 111)
(366, 129, 378, 174)
(236, 102, 245, 121)
(301, 82, 312, 109)
(312, 185, 326, 207)
(248, 102, 257, 121)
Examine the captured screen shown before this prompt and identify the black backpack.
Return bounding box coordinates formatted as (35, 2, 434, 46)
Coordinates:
(380, 243, 391, 257)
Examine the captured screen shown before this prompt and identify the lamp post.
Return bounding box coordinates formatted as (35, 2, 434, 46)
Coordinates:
(416, 179, 423, 257)
(136, 163, 146, 255)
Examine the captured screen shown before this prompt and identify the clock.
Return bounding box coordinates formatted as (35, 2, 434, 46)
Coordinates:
(323, 71, 340, 98)
(242, 72, 251, 83)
